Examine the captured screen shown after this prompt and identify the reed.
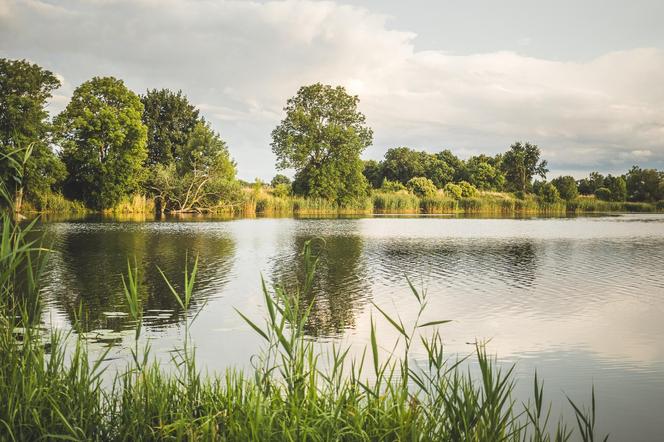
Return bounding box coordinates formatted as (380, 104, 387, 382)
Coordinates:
(372, 191, 420, 213)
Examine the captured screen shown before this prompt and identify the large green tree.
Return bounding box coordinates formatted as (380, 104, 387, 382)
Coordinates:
(271, 83, 373, 204)
(0, 58, 66, 212)
(150, 121, 239, 212)
(501, 142, 548, 193)
(141, 89, 199, 167)
(56, 77, 147, 210)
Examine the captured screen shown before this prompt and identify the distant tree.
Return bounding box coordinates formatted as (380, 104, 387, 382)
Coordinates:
(270, 173, 291, 188)
(577, 172, 605, 195)
(407, 176, 437, 198)
(604, 174, 627, 201)
(501, 142, 548, 192)
(382, 147, 428, 184)
(141, 89, 199, 167)
(271, 83, 372, 204)
(626, 166, 663, 202)
(56, 77, 147, 210)
(435, 149, 466, 183)
(0, 58, 65, 212)
(362, 159, 383, 188)
(538, 182, 560, 204)
(466, 155, 505, 190)
(551, 176, 578, 201)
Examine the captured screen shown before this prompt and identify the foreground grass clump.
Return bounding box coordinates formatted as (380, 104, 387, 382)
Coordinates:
(0, 220, 608, 441)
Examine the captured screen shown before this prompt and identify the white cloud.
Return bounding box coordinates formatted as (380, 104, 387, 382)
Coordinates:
(1, 0, 663, 178)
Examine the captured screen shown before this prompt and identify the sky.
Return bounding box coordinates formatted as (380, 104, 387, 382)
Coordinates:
(1, 0, 663, 180)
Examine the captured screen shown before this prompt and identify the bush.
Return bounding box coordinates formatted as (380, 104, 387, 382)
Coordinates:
(443, 183, 462, 199)
(272, 183, 291, 199)
(457, 181, 478, 198)
(407, 176, 437, 198)
(380, 178, 406, 193)
(538, 183, 560, 204)
(595, 187, 612, 201)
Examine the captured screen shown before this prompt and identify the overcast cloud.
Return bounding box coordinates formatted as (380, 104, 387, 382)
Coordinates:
(1, 0, 663, 179)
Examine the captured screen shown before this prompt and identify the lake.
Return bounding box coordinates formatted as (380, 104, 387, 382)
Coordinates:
(36, 214, 664, 441)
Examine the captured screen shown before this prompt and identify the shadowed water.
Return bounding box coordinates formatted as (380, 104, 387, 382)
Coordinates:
(35, 214, 664, 441)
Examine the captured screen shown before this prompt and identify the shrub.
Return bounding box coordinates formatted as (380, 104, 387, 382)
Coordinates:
(380, 178, 406, 193)
(457, 181, 478, 198)
(538, 183, 560, 204)
(595, 187, 612, 201)
(407, 176, 437, 198)
(272, 183, 291, 199)
(443, 183, 462, 199)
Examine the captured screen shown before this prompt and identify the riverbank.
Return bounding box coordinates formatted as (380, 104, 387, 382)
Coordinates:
(24, 189, 664, 218)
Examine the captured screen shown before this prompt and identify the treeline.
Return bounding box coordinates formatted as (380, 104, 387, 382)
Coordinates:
(1, 58, 663, 216)
(1, 58, 239, 214)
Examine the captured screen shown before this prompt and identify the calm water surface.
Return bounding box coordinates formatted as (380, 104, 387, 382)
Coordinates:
(37, 214, 664, 441)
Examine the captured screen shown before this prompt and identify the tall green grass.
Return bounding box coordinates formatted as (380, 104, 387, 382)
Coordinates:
(372, 191, 420, 213)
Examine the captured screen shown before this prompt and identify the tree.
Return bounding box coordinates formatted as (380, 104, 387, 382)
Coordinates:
(141, 89, 199, 167)
(595, 187, 612, 201)
(501, 142, 548, 193)
(578, 172, 605, 195)
(56, 77, 147, 210)
(0, 58, 65, 212)
(271, 83, 373, 205)
(626, 166, 663, 202)
(162, 121, 239, 212)
(466, 155, 505, 190)
(270, 173, 291, 188)
(362, 159, 383, 188)
(604, 175, 627, 201)
(538, 182, 560, 204)
(407, 176, 437, 198)
(551, 176, 578, 201)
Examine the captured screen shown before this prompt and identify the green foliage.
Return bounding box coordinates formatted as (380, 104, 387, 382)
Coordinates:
(380, 177, 406, 192)
(272, 183, 291, 199)
(538, 182, 561, 204)
(604, 175, 627, 202)
(362, 159, 383, 188)
(406, 176, 437, 198)
(457, 180, 478, 197)
(270, 173, 291, 188)
(0, 58, 65, 211)
(56, 77, 147, 210)
(595, 187, 612, 201)
(466, 155, 505, 190)
(551, 175, 579, 201)
(444, 182, 462, 199)
(626, 166, 663, 202)
(141, 89, 199, 167)
(271, 83, 372, 205)
(150, 121, 239, 212)
(501, 141, 548, 192)
(577, 172, 606, 195)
